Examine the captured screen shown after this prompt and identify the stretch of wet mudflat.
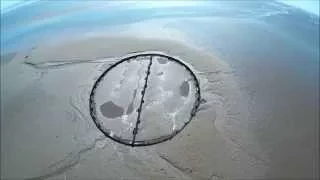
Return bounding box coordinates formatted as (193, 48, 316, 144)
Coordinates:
(1, 1, 319, 179)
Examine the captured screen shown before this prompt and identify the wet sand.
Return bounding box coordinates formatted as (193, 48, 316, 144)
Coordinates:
(1, 35, 318, 179)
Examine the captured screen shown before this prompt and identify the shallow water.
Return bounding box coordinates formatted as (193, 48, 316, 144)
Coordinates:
(100, 101, 124, 119)
(179, 81, 189, 97)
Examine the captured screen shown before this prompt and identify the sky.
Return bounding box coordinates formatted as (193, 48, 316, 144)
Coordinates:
(0, 0, 319, 15)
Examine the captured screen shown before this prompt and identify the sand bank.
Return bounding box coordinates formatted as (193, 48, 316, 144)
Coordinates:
(1, 36, 267, 179)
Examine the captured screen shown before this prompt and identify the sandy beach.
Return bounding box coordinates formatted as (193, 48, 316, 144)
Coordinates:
(1, 2, 319, 179)
(1, 35, 272, 179)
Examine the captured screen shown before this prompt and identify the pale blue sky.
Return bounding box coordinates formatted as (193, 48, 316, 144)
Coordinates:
(1, 0, 319, 15)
